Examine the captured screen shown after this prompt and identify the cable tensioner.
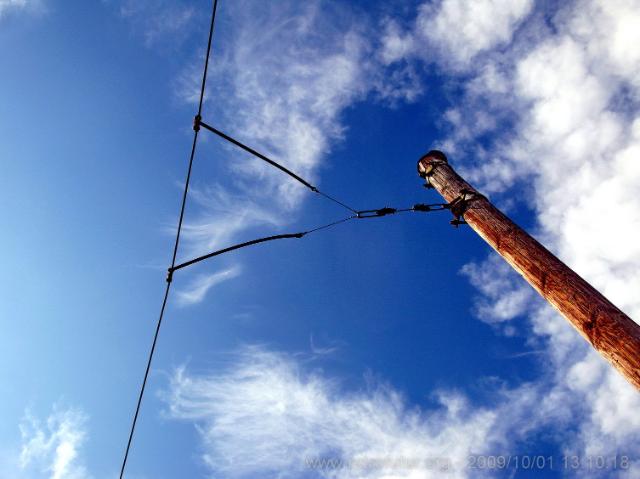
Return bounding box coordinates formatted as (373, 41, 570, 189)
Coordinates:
(356, 207, 397, 218)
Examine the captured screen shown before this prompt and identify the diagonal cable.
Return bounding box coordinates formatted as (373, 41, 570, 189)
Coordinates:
(199, 121, 314, 189)
(198, 120, 358, 214)
(170, 233, 304, 273)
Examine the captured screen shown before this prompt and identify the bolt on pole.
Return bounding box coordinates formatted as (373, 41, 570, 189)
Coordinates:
(417, 150, 640, 391)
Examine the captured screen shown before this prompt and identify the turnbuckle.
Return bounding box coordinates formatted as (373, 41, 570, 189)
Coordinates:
(356, 207, 397, 218)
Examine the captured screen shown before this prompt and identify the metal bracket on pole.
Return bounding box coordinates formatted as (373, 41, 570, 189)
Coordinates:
(447, 189, 484, 228)
(417, 150, 447, 189)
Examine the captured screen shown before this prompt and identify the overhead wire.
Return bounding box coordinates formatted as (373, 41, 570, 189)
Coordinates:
(120, 0, 453, 475)
(118, 1, 219, 478)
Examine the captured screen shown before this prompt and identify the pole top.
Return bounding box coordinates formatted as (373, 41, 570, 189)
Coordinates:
(417, 150, 448, 178)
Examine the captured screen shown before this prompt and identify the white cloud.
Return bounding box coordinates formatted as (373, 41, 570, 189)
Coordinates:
(504, 2, 640, 321)
(115, 0, 196, 47)
(526, 308, 640, 466)
(380, 0, 533, 69)
(175, 266, 241, 307)
(0, 0, 43, 19)
(166, 346, 499, 478)
(179, 184, 282, 259)
(0, 0, 26, 10)
(175, 0, 425, 205)
(425, 0, 640, 467)
(460, 255, 534, 325)
(379, 19, 415, 66)
(166, 344, 640, 477)
(19, 406, 90, 479)
(418, 0, 534, 67)
(194, 1, 377, 207)
(428, 0, 640, 317)
(167, 183, 280, 305)
(568, 0, 640, 91)
(309, 333, 341, 356)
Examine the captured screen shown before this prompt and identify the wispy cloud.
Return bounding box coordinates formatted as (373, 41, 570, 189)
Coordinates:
(178, 184, 282, 259)
(309, 333, 342, 356)
(189, 0, 420, 208)
(0, 0, 44, 20)
(19, 406, 90, 479)
(175, 265, 241, 307)
(171, 183, 277, 305)
(166, 344, 640, 478)
(165, 342, 640, 477)
(0, 0, 27, 12)
(460, 255, 534, 327)
(114, 0, 197, 47)
(166, 346, 499, 478)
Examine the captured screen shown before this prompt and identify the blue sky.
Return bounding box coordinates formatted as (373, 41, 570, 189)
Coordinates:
(2, 0, 640, 478)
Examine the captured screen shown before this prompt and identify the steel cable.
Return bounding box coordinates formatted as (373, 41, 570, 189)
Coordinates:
(118, 1, 219, 477)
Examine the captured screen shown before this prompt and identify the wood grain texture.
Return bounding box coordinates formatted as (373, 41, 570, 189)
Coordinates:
(418, 152, 640, 391)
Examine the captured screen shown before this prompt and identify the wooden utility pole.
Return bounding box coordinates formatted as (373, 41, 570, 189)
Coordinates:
(417, 150, 640, 391)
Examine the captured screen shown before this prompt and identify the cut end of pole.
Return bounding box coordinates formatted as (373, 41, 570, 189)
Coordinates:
(417, 150, 448, 178)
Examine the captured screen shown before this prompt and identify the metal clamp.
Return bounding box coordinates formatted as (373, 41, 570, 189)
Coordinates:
(417, 150, 448, 189)
(446, 189, 484, 228)
(420, 160, 447, 190)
